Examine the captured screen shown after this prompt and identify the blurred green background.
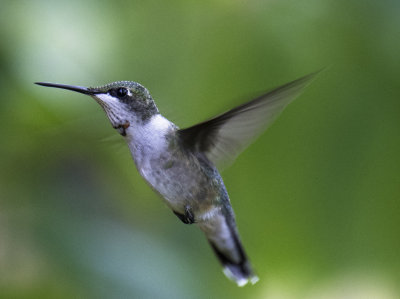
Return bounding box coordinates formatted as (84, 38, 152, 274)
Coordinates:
(1, 0, 399, 298)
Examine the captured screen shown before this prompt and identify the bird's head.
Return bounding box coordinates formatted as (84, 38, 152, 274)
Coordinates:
(35, 81, 159, 131)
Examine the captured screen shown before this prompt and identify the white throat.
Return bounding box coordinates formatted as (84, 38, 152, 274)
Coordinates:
(124, 114, 174, 166)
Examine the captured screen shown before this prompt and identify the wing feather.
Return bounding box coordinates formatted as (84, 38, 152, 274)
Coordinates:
(178, 71, 320, 168)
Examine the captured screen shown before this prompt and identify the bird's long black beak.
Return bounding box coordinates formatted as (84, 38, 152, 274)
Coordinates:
(35, 82, 102, 95)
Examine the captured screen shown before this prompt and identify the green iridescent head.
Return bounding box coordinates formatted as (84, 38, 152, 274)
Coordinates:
(35, 81, 160, 127)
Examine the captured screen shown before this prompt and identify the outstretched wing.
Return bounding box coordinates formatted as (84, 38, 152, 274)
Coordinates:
(178, 71, 320, 168)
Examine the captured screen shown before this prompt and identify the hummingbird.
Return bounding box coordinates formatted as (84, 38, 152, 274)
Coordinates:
(35, 71, 318, 286)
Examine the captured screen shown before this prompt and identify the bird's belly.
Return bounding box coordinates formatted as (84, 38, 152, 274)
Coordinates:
(138, 157, 216, 213)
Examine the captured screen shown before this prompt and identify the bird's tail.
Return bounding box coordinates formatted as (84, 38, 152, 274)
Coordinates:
(197, 210, 259, 286)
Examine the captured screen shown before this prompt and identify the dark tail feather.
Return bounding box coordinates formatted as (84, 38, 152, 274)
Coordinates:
(202, 215, 259, 286)
(209, 239, 259, 286)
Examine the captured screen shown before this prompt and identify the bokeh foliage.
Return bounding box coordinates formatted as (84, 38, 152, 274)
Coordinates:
(0, 0, 399, 298)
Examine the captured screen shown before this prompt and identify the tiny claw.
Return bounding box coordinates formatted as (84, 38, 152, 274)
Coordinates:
(173, 206, 195, 224)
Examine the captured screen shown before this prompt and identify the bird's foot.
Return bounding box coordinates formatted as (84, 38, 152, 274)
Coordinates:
(173, 206, 195, 224)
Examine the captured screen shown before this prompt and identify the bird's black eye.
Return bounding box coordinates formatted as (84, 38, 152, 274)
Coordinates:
(116, 87, 128, 98)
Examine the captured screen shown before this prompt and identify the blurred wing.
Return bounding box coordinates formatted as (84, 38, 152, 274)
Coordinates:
(178, 71, 320, 169)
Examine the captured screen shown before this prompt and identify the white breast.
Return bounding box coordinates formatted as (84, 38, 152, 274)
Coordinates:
(124, 114, 180, 202)
(125, 114, 172, 164)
